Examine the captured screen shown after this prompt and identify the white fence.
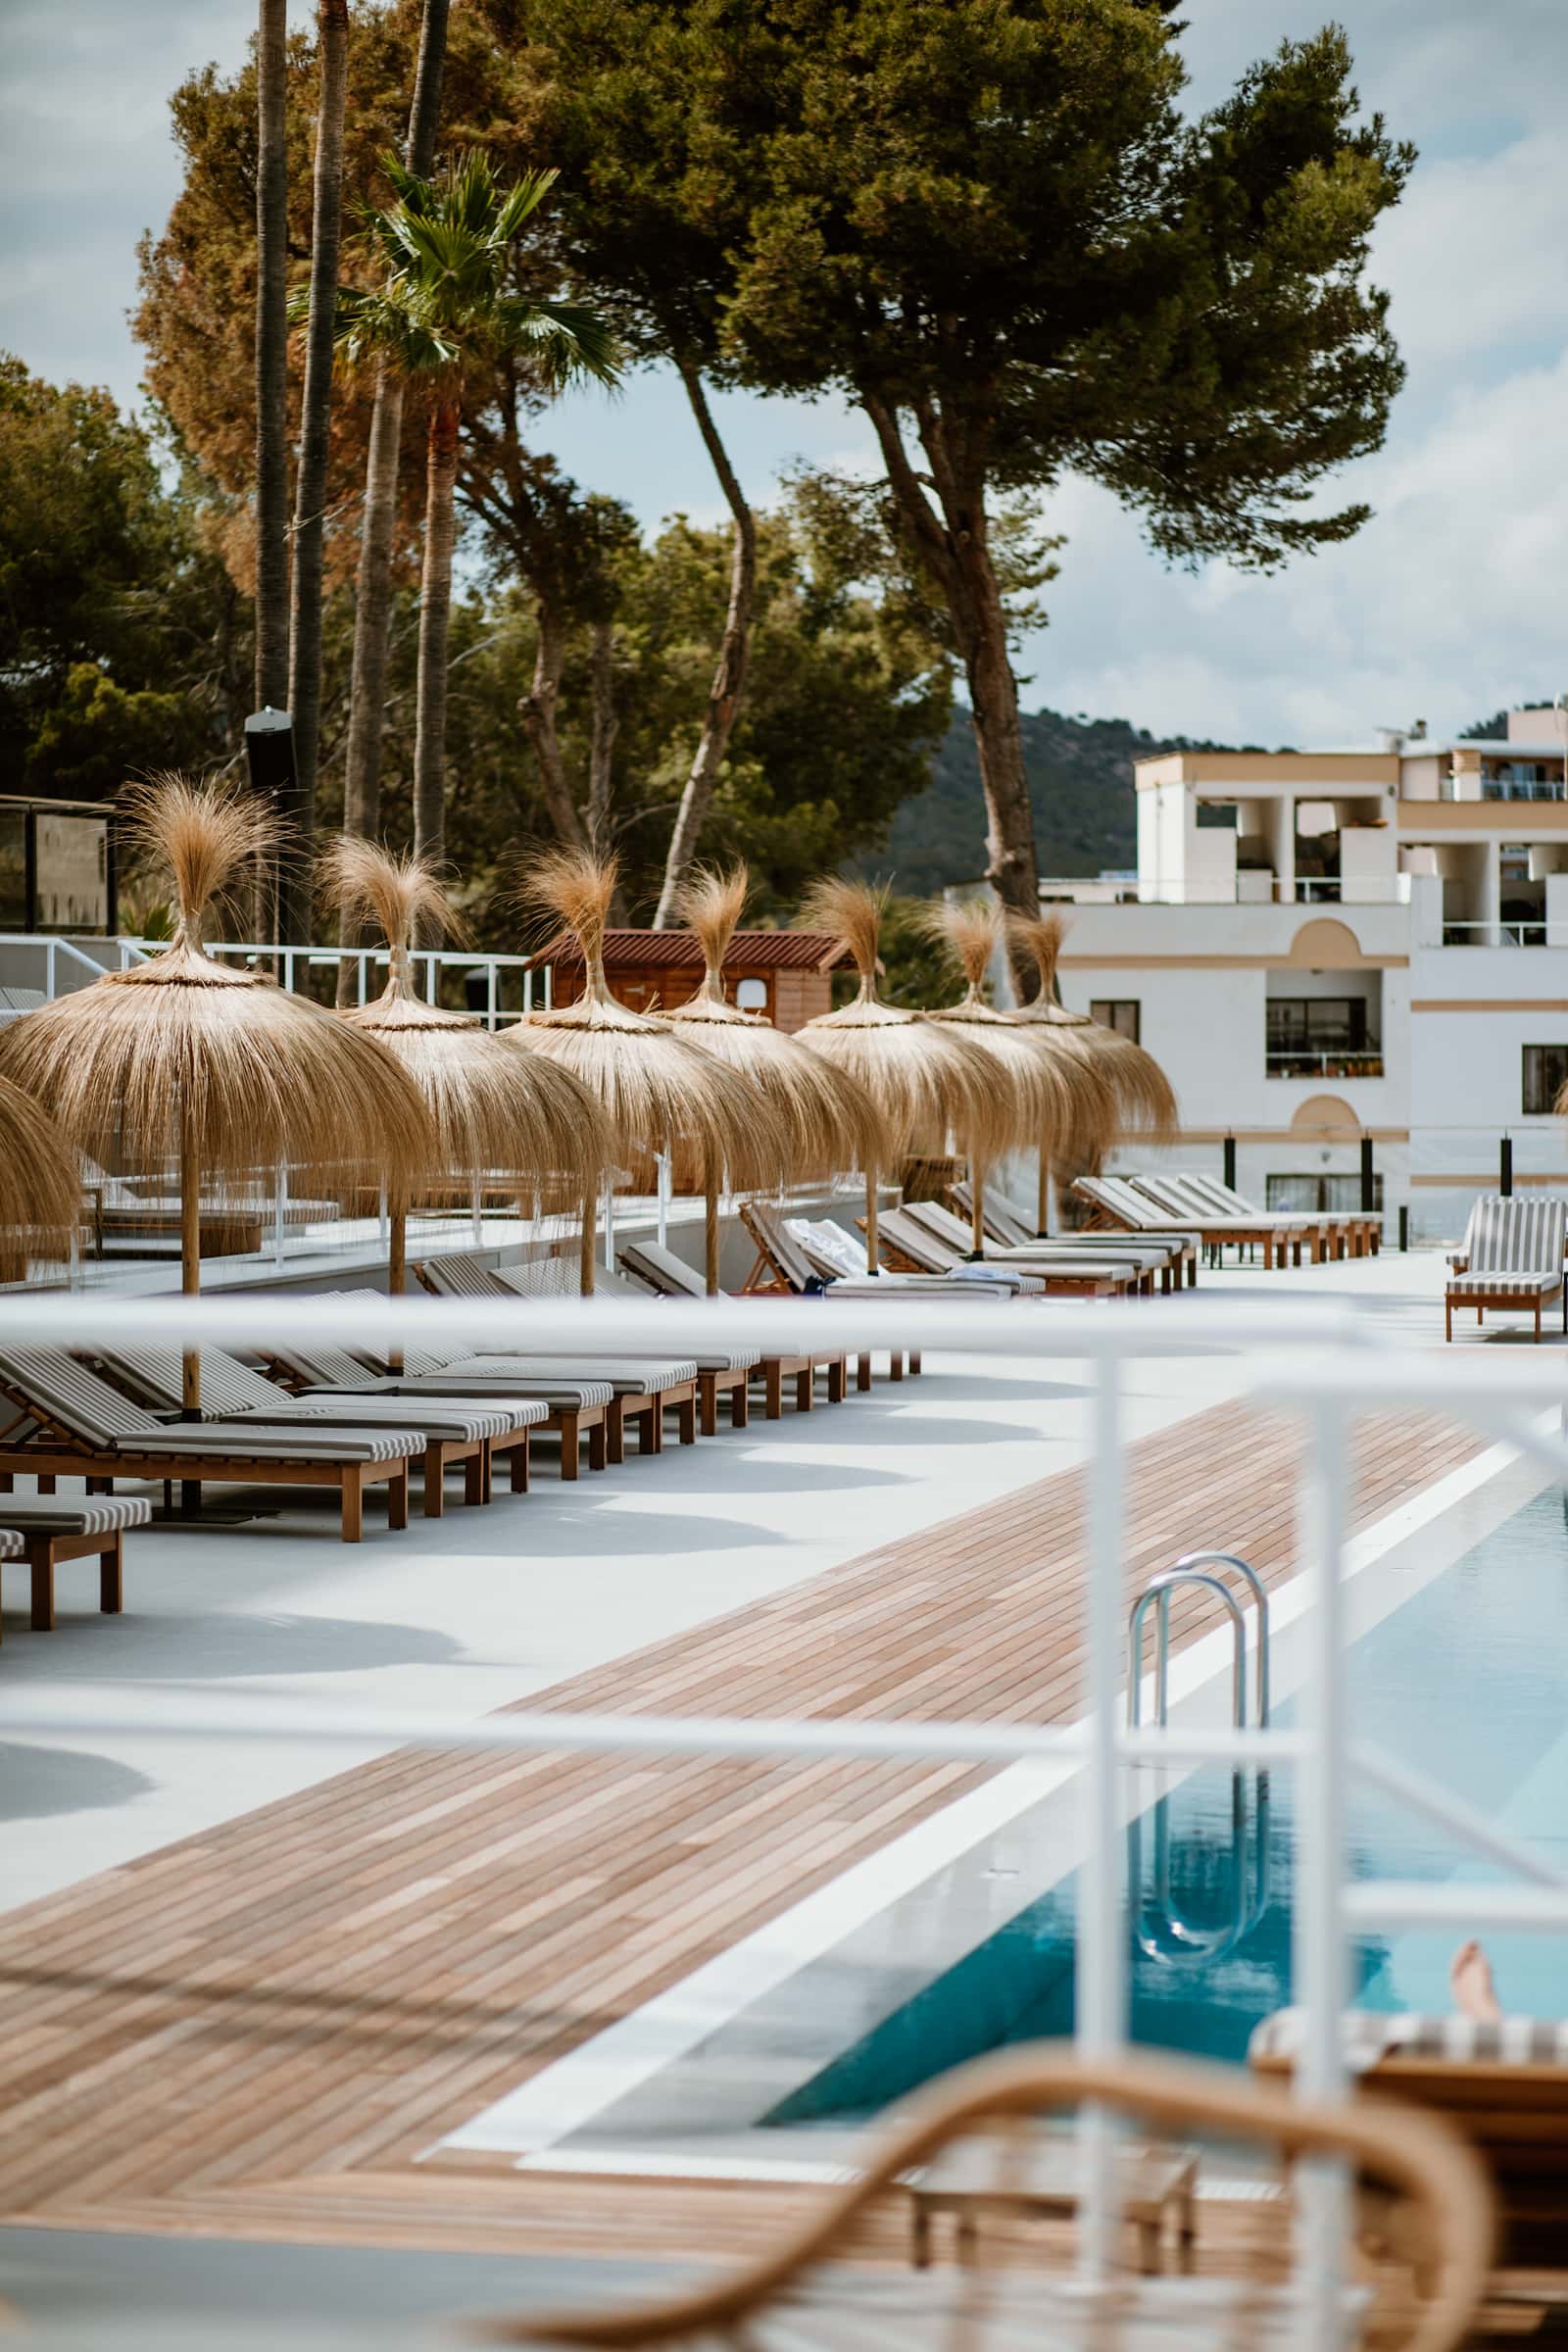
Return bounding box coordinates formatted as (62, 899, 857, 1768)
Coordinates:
(4, 1290, 1568, 2343)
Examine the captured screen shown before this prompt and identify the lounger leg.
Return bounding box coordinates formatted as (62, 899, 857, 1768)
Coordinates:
(510, 1434, 530, 1493)
(101, 1533, 122, 1616)
(605, 1398, 625, 1466)
(1536, 1298, 1543, 1342)
(588, 1417, 607, 1473)
(763, 1362, 783, 1419)
(699, 1375, 718, 1438)
(388, 1462, 409, 1532)
(341, 1464, 364, 1543)
(731, 1378, 750, 1430)
(1445, 1298, 1452, 1342)
(910, 1351, 922, 1374)
(827, 1357, 847, 1404)
(796, 1366, 813, 1412)
(26, 1537, 53, 1631)
(677, 1394, 697, 1446)
(87, 1476, 111, 1495)
(858, 1352, 873, 1391)
(645, 1400, 662, 1454)
(560, 1414, 580, 1481)
(465, 1446, 486, 1507)
(423, 1440, 446, 1519)
(0, 1472, 10, 1494)
(38, 1474, 55, 1495)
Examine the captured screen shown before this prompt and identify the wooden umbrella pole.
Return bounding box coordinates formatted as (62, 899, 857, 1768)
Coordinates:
(1037, 1145, 1051, 1238)
(579, 1183, 596, 1297)
(179, 1100, 202, 1414)
(387, 1199, 407, 1373)
(864, 1163, 879, 1276)
(705, 1167, 720, 1296)
(970, 1156, 987, 1256)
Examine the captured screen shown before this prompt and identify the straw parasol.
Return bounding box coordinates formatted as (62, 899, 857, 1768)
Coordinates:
(0, 1073, 79, 1282)
(922, 898, 1116, 1250)
(1010, 910, 1179, 1229)
(0, 775, 436, 1409)
(663, 866, 888, 1288)
(796, 878, 1010, 1275)
(321, 838, 614, 1320)
(508, 850, 792, 1294)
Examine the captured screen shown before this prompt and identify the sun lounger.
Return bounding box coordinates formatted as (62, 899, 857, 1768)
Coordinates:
(739, 1201, 947, 1385)
(949, 1179, 1198, 1291)
(1144, 1170, 1355, 1263)
(0, 1349, 416, 1542)
(0, 1494, 151, 1634)
(259, 1315, 615, 1485)
(1252, 2004, 1564, 2273)
(1073, 1174, 1296, 1271)
(415, 1253, 703, 1453)
(874, 1205, 1128, 1298)
(1127, 1172, 1318, 1266)
(487, 1254, 760, 1437)
(1444, 1195, 1568, 1342)
(787, 1215, 1006, 1307)
(615, 1234, 850, 1411)
(903, 1198, 1169, 1296)
(1170, 1169, 1377, 1260)
(90, 1343, 544, 1518)
(494, 2045, 1491, 2350)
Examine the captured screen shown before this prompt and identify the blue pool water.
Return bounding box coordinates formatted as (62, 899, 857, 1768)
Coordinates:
(770, 1483, 1568, 2125)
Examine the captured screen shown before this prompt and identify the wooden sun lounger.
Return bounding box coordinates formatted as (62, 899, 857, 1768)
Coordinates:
(616, 1233, 850, 1410)
(491, 1255, 761, 1437)
(0, 1494, 151, 1634)
(904, 1198, 1168, 1296)
(1128, 1173, 1319, 1265)
(873, 1206, 1128, 1298)
(91, 1343, 545, 1518)
(1172, 1170, 1379, 1260)
(1444, 1196, 1568, 1342)
(949, 1179, 1199, 1290)
(263, 1310, 616, 1484)
(0, 1349, 417, 1543)
(1072, 1175, 1298, 1271)
(737, 1202, 920, 1386)
(414, 1254, 702, 1454)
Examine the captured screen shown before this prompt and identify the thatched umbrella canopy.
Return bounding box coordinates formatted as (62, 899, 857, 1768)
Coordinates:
(923, 899, 1116, 1250)
(0, 1073, 79, 1282)
(663, 867, 889, 1289)
(508, 851, 792, 1294)
(0, 775, 435, 1408)
(322, 838, 614, 1309)
(1010, 910, 1179, 1228)
(797, 878, 1010, 1275)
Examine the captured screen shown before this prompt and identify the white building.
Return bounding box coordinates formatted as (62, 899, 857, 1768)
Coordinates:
(1043, 708, 1568, 1242)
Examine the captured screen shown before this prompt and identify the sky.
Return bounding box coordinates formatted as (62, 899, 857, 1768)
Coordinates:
(4, 0, 1568, 748)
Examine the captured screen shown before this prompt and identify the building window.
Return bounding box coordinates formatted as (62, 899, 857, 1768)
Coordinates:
(734, 977, 768, 1012)
(1522, 1045, 1568, 1115)
(1090, 1000, 1140, 1042)
(1266, 996, 1382, 1077)
(1267, 1173, 1384, 1215)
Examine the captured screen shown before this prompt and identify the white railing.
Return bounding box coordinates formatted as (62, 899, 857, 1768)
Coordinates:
(3, 1291, 1566, 2342)
(122, 938, 552, 1028)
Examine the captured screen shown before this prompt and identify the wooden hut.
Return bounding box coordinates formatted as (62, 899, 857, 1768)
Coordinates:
(539, 928, 853, 1033)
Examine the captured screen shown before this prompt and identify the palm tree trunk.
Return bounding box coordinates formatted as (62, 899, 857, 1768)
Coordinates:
(254, 0, 290, 715)
(412, 398, 460, 894)
(335, 0, 450, 1002)
(587, 618, 617, 857)
(283, 0, 350, 948)
(651, 363, 755, 927)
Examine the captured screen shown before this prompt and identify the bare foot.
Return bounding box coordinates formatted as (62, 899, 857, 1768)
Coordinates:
(1450, 1938, 1503, 2025)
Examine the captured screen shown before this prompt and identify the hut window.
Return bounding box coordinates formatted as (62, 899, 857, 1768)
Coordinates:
(1522, 1044, 1568, 1114)
(1089, 1000, 1140, 1042)
(735, 977, 768, 1012)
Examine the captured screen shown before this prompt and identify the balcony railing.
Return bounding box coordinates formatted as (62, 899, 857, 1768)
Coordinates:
(1265, 1051, 1385, 1080)
(1440, 920, 1547, 948)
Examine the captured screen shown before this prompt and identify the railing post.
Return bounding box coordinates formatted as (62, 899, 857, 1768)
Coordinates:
(45, 937, 56, 1000)
(1078, 1349, 1126, 2285)
(487, 960, 498, 1034)
(1500, 1135, 1513, 1197)
(1223, 1134, 1237, 1194)
(1358, 1136, 1374, 1216)
(1397, 1203, 1409, 1253)
(1295, 1396, 1349, 2348)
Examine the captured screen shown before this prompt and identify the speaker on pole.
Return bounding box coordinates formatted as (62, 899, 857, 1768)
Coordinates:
(243, 708, 295, 964)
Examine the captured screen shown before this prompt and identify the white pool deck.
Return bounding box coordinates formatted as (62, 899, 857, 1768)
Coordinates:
(0, 1245, 1514, 1914)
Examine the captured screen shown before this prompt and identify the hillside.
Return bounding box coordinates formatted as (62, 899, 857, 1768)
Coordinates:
(863, 706, 1245, 893)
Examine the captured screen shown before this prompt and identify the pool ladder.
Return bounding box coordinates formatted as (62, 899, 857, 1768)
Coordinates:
(1126, 1552, 1271, 1964)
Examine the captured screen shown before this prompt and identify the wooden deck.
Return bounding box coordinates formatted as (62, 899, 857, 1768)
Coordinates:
(0, 1396, 1482, 2268)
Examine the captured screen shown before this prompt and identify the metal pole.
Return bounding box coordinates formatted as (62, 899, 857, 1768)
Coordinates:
(657, 1152, 670, 1250)
(471, 1179, 483, 1250)
(1500, 1135, 1513, 1197)
(602, 1174, 616, 1276)
(272, 1162, 286, 1269)
(1358, 1136, 1373, 1215)
(1295, 1396, 1349, 2347)
(1223, 1133, 1237, 1193)
(487, 961, 498, 1034)
(1078, 1352, 1126, 2285)
(1397, 1203, 1409, 1253)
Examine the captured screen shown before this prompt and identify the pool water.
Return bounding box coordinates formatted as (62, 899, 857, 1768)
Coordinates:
(769, 1484, 1568, 2126)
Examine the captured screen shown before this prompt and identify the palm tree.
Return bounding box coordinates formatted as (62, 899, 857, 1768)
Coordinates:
(254, 0, 289, 716)
(315, 154, 618, 891)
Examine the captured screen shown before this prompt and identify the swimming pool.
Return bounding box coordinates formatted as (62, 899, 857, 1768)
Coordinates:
(768, 1478, 1568, 2125)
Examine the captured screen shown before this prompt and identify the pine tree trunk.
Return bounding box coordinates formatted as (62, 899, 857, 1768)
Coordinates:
(651, 364, 755, 927)
(253, 0, 290, 717)
(587, 618, 616, 857)
(335, 0, 450, 1002)
(860, 388, 1041, 966)
(283, 0, 349, 949)
(412, 399, 460, 897)
(520, 597, 586, 849)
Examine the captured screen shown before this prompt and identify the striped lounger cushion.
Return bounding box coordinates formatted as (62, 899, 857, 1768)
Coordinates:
(0, 1497, 153, 1535)
(1250, 2007, 1568, 2068)
(1447, 1272, 1558, 1297)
